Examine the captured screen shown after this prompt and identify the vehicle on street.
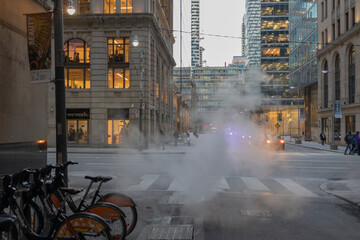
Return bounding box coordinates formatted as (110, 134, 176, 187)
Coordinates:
(265, 135, 285, 150)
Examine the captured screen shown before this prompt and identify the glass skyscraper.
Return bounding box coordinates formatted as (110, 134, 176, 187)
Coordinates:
(246, 0, 289, 97)
(289, 0, 318, 87)
(260, 0, 289, 96)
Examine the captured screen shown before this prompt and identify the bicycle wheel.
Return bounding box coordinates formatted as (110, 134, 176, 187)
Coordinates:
(22, 199, 44, 234)
(55, 212, 112, 240)
(86, 203, 126, 240)
(98, 192, 138, 235)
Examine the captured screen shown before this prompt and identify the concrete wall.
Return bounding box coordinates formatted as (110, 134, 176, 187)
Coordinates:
(0, 0, 49, 144)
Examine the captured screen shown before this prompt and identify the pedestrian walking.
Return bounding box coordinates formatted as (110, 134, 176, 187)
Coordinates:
(354, 132, 360, 156)
(159, 128, 165, 150)
(344, 132, 353, 155)
(320, 132, 326, 146)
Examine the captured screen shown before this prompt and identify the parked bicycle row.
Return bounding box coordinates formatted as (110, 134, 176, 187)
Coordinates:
(0, 161, 138, 239)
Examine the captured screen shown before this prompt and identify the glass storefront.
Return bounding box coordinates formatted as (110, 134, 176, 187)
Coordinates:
(67, 109, 90, 144)
(346, 115, 356, 134)
(107, 109, 130, 145)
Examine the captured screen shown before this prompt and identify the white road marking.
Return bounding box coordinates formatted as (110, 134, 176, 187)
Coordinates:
(241, 177, 270, 191)
(167, 176, 192, 191)
(125, 175, 159, 191)
(213, 177, 230, 190)
(274, 178, 318, 197)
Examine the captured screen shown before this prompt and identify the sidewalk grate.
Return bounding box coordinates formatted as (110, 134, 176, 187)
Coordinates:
(146, 226, 194, 240)
(240, 210, 273, 218)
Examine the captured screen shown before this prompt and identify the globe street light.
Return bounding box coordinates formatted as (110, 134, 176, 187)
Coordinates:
(67, 0, 76, 15)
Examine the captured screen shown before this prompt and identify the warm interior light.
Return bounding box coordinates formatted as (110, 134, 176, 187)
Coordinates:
(37, 140, 46, 144)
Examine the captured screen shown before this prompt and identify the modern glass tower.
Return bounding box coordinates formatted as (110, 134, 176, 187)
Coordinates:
(289, 0, 317, 87)
(191, 0, 200, 67)
(260, 0, 289, 96)
(245, 0, 261, 67)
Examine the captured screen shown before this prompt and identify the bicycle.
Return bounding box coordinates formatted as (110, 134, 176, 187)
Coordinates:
(44, 163, 127, 240)
(49, 162, 137, 236)
(0, 170, 113, 240)
(0, 213, 18, 239)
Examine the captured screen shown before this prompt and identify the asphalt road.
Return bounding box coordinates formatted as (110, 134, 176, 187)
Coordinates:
(47, 141, 360, 240)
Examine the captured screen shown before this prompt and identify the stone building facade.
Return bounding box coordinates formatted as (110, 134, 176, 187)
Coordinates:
(47, 0, 176, 148)
(317, 0, 360, 145)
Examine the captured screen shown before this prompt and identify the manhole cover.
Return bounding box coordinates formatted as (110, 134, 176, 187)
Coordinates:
(327, 183, 350, 191)
(146, 226, 194, 240)
(240, 210, 273, 218)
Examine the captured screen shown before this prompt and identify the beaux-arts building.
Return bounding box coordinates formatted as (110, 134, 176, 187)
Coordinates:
(47, 0, 176, 148)
(317, 0, 360, 144)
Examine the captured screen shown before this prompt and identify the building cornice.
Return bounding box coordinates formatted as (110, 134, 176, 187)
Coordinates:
(317, 22, 360, 58)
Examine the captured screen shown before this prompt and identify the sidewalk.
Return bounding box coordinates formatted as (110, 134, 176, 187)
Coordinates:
(287, 139, 360, 205)
(47, 135, 200, 155)
(286, 138, 347, 154)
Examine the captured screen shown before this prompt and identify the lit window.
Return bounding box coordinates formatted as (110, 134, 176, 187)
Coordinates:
(65, 68, 90, 89)
(108, 68, 130, 89)
(108, 38, 130, 63)
(64, 39, 90, 63)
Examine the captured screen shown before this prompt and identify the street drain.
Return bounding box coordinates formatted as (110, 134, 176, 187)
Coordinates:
(240, 210, 273, 218)
(146, 226, 194, 240)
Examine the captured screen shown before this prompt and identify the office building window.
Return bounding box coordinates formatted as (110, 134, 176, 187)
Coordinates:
(325, 0, 328, 18)
(79, 0, 90, 14)
(352, 8, 356, 26)
(346, 12, 349, 31)
(104, 0, 132, 13)
(349, 45, 355, 104)
(65, 68, 91, 89)
(332, 23, 336, 40)
(108, 38, 130, 63)
(323, 61, 329, 108)
(108, 68, 130, 89)
(337, 19, 341, 37)
(346, 115, 356, 133)
(64, 39, 90, 63)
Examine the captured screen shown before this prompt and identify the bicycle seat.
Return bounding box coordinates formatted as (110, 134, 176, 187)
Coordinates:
(102, 176, 112, 183)
(59, 187, 83, 195)
(84, 176, 104, 182)
(84, 176, 112, 183)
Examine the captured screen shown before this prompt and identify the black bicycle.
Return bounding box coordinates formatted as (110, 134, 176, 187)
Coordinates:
(0, 171, 112, 240)
(45, 163, 127, 240)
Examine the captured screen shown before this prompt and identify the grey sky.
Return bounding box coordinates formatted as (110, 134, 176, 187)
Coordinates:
(173, 0, 246, 67)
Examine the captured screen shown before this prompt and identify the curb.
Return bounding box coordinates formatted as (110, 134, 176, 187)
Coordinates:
(287, 142, 343, 154)
(320, 182, 360, 207)
(47, 150, 186, 155)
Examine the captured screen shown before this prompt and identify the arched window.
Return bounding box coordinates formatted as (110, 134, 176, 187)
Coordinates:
(334, 55, 340, 100)
(64, 39, 91, 89)
(323, 61, 329, 108)
(349, 45, 355, 103)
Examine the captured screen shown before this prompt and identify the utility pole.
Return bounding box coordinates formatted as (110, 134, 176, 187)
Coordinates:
(54, 0, 68, 169)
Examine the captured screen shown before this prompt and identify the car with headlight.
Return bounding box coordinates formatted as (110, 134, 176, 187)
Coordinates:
(265, 135, 285, 150)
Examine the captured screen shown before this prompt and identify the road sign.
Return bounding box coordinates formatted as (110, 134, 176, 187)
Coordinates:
(275, 123, 281, 128)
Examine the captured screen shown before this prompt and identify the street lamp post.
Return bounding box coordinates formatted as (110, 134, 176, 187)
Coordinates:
(133, 35, 145, 150)
(54, 0, 67, 167)
(290, 85, 301, 144)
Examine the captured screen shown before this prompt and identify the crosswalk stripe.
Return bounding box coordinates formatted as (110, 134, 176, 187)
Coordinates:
(125, 175, 159, 191)
(167, 176, 192, 191)
(274, 178, 318, 197)
(241, 177, 270, 192)
(213, 177, 230, 190)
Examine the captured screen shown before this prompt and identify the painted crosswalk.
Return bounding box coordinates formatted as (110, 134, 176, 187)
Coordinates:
(118, 175, 321, 198)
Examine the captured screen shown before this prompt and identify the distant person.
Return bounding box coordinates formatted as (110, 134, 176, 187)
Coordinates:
(174, 131, 179, 146)
(160, 128, 165, 150)
(355, 132, 360, 155)
(344, 132, 353, 155)
(320, 132, 326, 146)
